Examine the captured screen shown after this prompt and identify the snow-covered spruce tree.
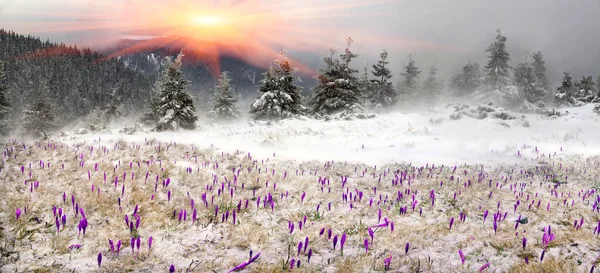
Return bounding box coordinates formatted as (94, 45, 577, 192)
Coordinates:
(531, 51, 549, 91)
(368, 50, 396, 108)
(554, 72, 576, 106)
(141, 56, 173, 126)
(250, 52, 304, 120)
(398, 54, 421, 102)
(104, 88, 123, 124)
(209, 71, 239, 121)
(22, 84, 55, 139)
(422, 66, 443, 104)
(154, 53, 198, 131)
(450, 62, 482, 96)
(0, 61, 11, 136)
(484, 29, 511, 90)
(359, 63, 371, 106)
(311, 38, 362, 115)
(514, 61, 546, 103)
(574, 76, 597, 103)
(597, 75, 600, 97)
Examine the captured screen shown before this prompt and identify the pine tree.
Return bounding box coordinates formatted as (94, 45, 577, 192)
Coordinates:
(422, 66, 443, 103)
(141, 57, 173, 125)
(484, 29, 511, 90)
(154, 53, 198, 131)
(22, 83, 55, 139)
(531, 51, 549, 91)
(209, 71, 240, 121)
(104, 88, 123, 123)
(359, 63, 371, 106)
(369, 50, 396, 108)
(250, 52, 304, 120)
(574, 76, 597, 102)
(514, 61, 546, 103)
(554, 72, 575, 106)
(0, 61, 11, 136)
(311, 38, 362, 115)
(596, 75, 600, 97)
(450, 62, 482, 96)
(398, 54, 421, 101)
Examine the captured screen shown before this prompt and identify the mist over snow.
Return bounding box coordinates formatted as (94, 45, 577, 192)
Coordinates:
(3, 1, 600, 272)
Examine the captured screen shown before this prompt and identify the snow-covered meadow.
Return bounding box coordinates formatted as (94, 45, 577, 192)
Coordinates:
(1, 103, 600, 272)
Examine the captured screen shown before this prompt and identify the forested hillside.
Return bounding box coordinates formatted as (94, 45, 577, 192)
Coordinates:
(0, 29, 153, 127)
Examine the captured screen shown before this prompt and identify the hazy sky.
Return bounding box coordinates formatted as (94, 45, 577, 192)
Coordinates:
(2, 0, 600, 85)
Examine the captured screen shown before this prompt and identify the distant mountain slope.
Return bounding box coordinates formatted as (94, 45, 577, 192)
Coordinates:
(102, 35, 318, 98)
(0, 29, 152, 125)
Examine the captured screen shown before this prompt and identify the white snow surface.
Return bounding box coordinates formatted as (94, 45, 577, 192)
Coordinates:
(67, 104, 600, 166)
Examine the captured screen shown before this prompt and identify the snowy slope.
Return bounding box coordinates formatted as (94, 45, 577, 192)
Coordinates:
(64, 104, 600, 166)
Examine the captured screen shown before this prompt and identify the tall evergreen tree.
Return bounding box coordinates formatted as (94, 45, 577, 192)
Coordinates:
(250, 52, 304, 120)
(209, 71, 240, 121)
(554, 72, 575, 105)
(596, 75, 600, 97)
(0, 61, 11, 136)
(154, 53, 198, 131)
(142, 57, 173, 124)
(450, 62, 482, 96)
(514, 61, 546, 103)
(531, 51, 549, 91)
(104, 88, 123, 123)
(369, 50, 396, 108)
(422, 66, 443, 103)
(22, 83, 55, 139)
(359, 63, 371, 106)
(574, 76, 597, 102)
(398, 54, 421, 101)
(311, 38, 362, 114)
(484, 29, 511, 90)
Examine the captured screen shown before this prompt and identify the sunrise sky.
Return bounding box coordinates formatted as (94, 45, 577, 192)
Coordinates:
(2, 0, 599, 82)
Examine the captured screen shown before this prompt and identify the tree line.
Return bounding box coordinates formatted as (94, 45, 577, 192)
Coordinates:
(1, 29, 599, 137)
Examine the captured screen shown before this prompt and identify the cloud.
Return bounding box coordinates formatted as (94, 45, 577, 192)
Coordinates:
(2, 0, 600, 85)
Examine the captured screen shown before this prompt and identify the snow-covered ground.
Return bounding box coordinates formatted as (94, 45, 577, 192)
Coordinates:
(2, 103, 600, 273)
(70, 103, 599, 167)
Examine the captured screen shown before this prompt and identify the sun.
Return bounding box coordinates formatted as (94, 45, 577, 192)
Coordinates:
(189, 15, 224, 27)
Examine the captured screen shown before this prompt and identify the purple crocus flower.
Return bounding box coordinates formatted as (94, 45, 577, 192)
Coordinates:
(297, 241, 303, 256)
(540, 249, 546, 262)
(364, 239, 369, 253)
(136, 237, 141, 251)
(522, 237, 527, 249)
(458, 249, 465, 265)
(228, 252, 261, 272)
(149, 236, 153, 249)
(169, 264, 176, 273)
(116, 240, 122, 254)
(304, 236, 309, 253)
(109, 239, 115, 253)
(340, 233, 346, 252)
(333, 235, 338, 250)
(479, 262, 490, 272)
(405, 242, 409, 254)
(97, 252, 102, 267)
(78, 218, 88, 236)
(15, 208, 21, 221)
(450, 217, 454, 229)
(368, 227, 374, 242)
(307, 249, 312, 263)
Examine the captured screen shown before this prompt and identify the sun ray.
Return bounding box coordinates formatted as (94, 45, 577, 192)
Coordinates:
(3, 0, 456, 78)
